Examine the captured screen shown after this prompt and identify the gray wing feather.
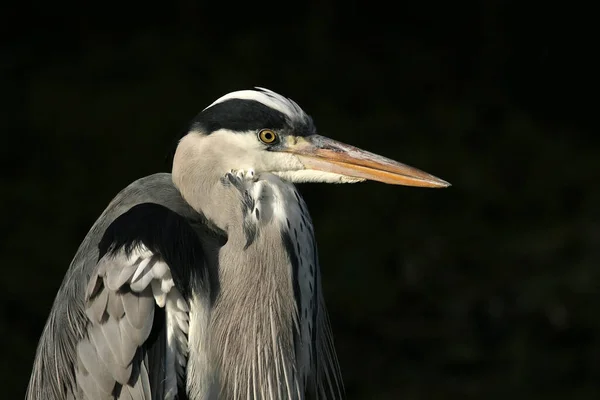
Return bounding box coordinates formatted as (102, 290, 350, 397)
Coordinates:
(75, 246, 188, 399)
(105, 262, 139, 291)
(118, 318, 139, 366)
(119, 358, 152, 400)
(26, 173, 205, 400)
(86, 288, 109, 325)
(121, 290, 155, 331)
(87, 323, 133, 385)
(76, 339, 114, 395)
(107, 292, 125, 320)
(99, 318, 132, 378)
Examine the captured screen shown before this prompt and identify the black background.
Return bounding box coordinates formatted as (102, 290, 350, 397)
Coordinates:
(2, 1, 598, 398)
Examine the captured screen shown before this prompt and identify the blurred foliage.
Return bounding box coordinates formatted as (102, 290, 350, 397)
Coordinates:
(1, 1, 598, 399)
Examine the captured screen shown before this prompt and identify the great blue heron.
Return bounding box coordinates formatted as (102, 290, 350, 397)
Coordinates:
(26, 88, 449, 400)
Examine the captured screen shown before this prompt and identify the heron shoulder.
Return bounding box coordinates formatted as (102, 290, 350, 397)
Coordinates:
(27, 173, 218, 400)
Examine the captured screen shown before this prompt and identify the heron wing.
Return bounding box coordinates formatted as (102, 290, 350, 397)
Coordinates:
(76, 202, 209, 400)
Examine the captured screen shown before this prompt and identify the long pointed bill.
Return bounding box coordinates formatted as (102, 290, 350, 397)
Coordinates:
(283, 135, 450, 188)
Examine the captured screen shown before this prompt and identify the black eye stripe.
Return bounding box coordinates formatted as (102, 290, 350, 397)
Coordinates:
(190, 99, 288, 134)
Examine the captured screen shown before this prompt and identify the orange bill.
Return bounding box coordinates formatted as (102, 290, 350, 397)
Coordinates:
(283, 135, 450, 188)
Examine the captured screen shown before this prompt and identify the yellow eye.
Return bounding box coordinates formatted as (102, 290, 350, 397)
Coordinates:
(258, 129, 278, 144)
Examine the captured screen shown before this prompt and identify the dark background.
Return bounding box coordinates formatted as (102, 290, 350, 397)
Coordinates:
(2, 1, 598, 398)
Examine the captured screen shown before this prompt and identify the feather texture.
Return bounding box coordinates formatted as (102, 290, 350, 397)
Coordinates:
(75, 246, 189, 399)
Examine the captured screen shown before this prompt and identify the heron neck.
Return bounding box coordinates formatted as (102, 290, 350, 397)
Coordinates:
(172, 134, 247, 233)
(173, 135, 310, 397)
(210, 176, 309, 399)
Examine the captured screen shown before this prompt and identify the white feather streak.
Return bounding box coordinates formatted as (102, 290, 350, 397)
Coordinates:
(273, 170, 365, 184)
(204, 88, 307, 122)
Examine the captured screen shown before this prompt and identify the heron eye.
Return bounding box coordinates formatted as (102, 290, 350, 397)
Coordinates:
(258, 129, 278, 144)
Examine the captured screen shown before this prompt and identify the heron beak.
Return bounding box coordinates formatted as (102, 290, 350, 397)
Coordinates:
(282, 135, 451, 188)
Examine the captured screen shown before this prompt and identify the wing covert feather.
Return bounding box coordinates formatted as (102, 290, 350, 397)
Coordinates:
(76, 246, 189, 399)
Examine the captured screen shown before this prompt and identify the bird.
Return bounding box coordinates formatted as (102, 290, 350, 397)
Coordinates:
(26, 87, 450, 400)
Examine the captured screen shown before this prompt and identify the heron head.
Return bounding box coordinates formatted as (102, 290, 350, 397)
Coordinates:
(178, 88, 450, 188)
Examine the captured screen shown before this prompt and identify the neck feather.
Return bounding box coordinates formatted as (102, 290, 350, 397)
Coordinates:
(173, 134, 240, 232)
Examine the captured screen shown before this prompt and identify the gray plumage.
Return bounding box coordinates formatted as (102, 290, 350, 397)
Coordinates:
(28, 166, 341, 399)
(27, 174, 204, 400)
(27, 88, 449, 400)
